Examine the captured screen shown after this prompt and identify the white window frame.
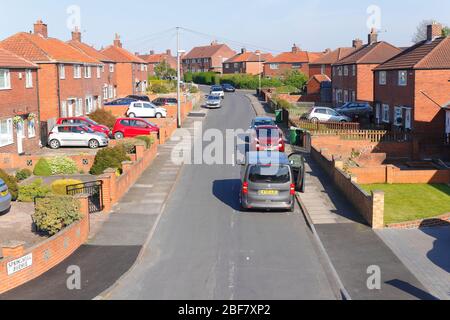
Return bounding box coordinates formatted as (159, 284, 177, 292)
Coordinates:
(109, 64, 114, 73)
(0, 69, 11, 90)
(379, 71, 387, 85)
(269, 64, 279, 70)
(394, 106, 403, 126)
(103, 85, 108, 101)
(338, 66, 343, 76)
(84, 65, 92, 79)
(59, 64, 66, 79)
(74, 65, 81, 79)
(0, 118, 13, 147)
(25, 69, 33, 88)
(108, 85, 114, 99)
(97, 66, 101, 79)
(85, 96, 93, 114)
(351, 91, 356, 102)
(343, 66, 349, 76)
(61, 101, 67, 117)
(382, 104, 390, 123)
(398, 70, 407, 86)
(27, 118, 36, 138)
(344, 90, 349, 103)
(375, 103, 381, 123)
(75, 98, 83, 116)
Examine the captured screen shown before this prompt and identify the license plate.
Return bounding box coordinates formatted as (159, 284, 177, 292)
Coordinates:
(1, 191, 8, 197)
(259, 190, 279, 196)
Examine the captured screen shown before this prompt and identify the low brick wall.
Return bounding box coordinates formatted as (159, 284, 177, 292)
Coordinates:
(350, 166, 450, 184)
(386, 213, 450, 229)
(0, 195, 90, 294)
(311, 147, 385, 228)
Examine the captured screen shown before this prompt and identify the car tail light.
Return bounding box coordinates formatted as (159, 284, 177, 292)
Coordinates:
(290, 184, 296, 195)
(242, 182, 249, 194)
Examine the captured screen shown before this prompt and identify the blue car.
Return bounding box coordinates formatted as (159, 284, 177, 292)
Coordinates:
(104, 97, 137, 106)
(0, 178, 12, 213)
(222, 83, 236, 92)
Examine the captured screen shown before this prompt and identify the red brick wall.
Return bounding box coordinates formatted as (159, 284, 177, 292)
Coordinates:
(116, 63, 133, 97)
(356, 64, 378, 103)
(309, 64, 331, 78)
(37, 64, 59, 121)
(332, 64, 357, 106)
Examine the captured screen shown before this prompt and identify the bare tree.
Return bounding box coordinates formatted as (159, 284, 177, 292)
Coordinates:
(412, 19, 449, 43)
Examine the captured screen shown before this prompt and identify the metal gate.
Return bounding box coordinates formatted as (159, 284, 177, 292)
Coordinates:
(66, 181, 104, 214)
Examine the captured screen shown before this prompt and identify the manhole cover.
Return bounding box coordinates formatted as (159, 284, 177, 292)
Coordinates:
(188, 113, 206, 118)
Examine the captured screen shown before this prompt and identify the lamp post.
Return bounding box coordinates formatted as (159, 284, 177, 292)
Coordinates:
(256, 51, 262, 96)
(176, 27, 186, 128)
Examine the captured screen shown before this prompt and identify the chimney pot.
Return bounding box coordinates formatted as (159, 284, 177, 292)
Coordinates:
(150, 50, 155, 55)
(34, 20, 48, 38)
(427, 22, 443, 41)
(71, 27, 81, 42)
(166, 49, 172, 56)
(113, 33, 122, 48)
(292, 44, 300, 53)
(241, 48, 247, 54)
(368, 28, 378, 45)
(352, 39, 363, 48)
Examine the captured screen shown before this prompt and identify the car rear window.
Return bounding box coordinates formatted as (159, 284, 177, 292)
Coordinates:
(256, 128, 279, 139)
(255, 119, 275, 126)
(248, 165, 291, 184)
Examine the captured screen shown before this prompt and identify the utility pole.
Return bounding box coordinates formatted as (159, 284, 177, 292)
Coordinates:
(176, 27, 181, 128)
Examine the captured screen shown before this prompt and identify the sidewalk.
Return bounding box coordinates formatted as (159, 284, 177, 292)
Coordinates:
(247, 94, 437, 300)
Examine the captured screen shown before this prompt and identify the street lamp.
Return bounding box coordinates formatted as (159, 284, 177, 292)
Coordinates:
(256, 51, 262, 96)
(177, 49, 186, 128)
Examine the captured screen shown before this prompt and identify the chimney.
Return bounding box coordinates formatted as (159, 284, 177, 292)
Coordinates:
(71, 27, 81, 42)
(34, 20, 48, 38)
(427, 22, 443, 41)
(368, 28, 378, 45)
(113, 33, 122, 48)
(241, 48, 247, 54)
(324, 48, 332, 54)
(352, 39, 363, 48)
(150, 50, 155, 55)
(211, 40, 218, 46)
(135, 52, 139, 56)
(166, 49, 172, 56)
(292, 44, 300, 53)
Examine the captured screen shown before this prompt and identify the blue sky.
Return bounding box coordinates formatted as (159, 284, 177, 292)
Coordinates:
(0, 0, 449, 54)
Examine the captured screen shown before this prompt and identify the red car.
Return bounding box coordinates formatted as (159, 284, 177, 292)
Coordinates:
(112, 118, 159, 140)
(57, 117, 110, 136)
(251, 125, 285, 153)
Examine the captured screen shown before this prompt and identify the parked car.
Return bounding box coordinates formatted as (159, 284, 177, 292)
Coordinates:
(0, 178, 12, 213)
(206, 95, 222, 108)
(112, 118, 159, 140)
(239, 152, 305, 212)
(48, 124, 109, 149)
(126, 95, 150, 102)
(57, 117, 111, 136)
(152, 97, 178, 107)
(251, 125, 285, 152)
(104, 97, 138, 106)
(126, 101, 167, 119)
(222, 83, 236, 92)
(335, 102, 373, 119)
(210, 85, 225, 99)
(250, 117, 277, 129)
(306, 107, 351, 123)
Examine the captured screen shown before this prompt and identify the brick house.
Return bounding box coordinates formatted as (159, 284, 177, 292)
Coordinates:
(182, 42, 236, 74)
(223, 49, 273, 75)
(263, 44, 324, 77)
(0, 48, 40, 154)
(101, 34, 148, 98)
(0, 20, 104, 141)
(305, 74, 332, 103)
(139, 50, 177, 76)
(373, 23, 450, 142)
(67, 28, 117, 103)
(332, 30, 402, 107)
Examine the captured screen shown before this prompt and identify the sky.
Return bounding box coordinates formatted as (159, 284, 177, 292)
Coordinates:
(0, 0, 449, 55)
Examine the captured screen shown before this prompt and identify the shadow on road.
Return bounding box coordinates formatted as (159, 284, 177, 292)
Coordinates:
(212, 179, 241, 211)
(386, 279, 439, 300)
(420, 222, 450, 274)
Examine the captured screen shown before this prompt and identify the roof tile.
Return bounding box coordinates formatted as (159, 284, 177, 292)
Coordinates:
(0, 47, 38, 68)
(334, 42, 401, 65)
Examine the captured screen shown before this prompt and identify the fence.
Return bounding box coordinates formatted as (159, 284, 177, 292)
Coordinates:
(293, 119, 360, 131)
(311, 129, 412, 143)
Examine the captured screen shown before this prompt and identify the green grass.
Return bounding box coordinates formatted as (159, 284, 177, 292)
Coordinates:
(361, 184, 450, 225)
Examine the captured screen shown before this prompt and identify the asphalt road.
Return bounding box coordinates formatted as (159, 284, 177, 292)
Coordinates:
(107, 90, 336, 300)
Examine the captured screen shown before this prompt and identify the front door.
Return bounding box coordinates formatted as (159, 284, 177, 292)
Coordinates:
(16, 120, 24, 154)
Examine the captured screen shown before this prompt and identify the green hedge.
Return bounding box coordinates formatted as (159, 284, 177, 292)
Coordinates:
(48, 156, 78, 175)
(17, 179, 51, 203)
(33, 158, 52, 177)
(90, 145, 131, 175)
(51, 179, 83, 196)
(15, 169, 32, 182)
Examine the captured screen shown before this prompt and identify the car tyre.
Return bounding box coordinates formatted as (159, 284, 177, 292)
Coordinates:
(155, 113, 163, 119)
(89, 139, 100, 149)
(49, 139, 60, 150)
(311, 117, 319, 123)
(129, 113, 136, 118)
(114, 132, 124, 140)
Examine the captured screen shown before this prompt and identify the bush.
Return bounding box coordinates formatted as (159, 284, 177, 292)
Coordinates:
(220, 74, 284, 90)
(184, 72, 193, 83)
(275, 85, 299, 94)
(51, 179, 83, 196)
(191, 72, 220, 85)
(90, 145, 131, 175)
(283, 70, 308, 91)
(33, 195, 81, 236)
(89, 109, 117, 129)
(15, 169, 32, 181)
(17, 179, 51, 203)
(135, 135, 154, 149)
(33, 158, 52, 177)
(115, 139, 137, 154)
(47, 156, 78, 175)
(0, 169, 18, 201)
(189, 86, 199, 94)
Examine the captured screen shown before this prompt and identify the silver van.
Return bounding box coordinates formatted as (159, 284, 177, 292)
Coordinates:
(239, 152, 305, 212)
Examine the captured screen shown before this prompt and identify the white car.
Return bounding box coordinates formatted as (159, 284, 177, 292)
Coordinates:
(206, 95, 221, 108)
(210, 85, 225, 99)
(126, 101, 167, 119)
(48, 124, 109, 149)
(306, 107, 352, 123)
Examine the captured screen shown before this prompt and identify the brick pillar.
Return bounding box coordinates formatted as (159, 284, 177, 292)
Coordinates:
(135, 144, 146, 161)
(99, 173, 112, 213)
(386, 165, 395, 184)
(151, 132, 159, 145)
(104, 168, 117, 205)
(122, 161, 133, 173)
(74, 194, 89, 217)
(2, 241, 25, 259)
(334, 159, 344, 170)
(371, 191, 385, 229)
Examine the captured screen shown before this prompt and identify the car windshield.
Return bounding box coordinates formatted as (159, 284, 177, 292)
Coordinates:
(248, 165, 291, 184)
(256, 128, 279, 139)
(85, 118, 98, 126)
(81, 126, 95, 133)
(208, 96, 220, 100)
(211, 87, 222, 91)
(255, 119, 275, 126)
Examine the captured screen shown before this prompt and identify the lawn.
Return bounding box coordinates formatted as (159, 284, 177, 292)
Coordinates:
(361, 184, 450, 225)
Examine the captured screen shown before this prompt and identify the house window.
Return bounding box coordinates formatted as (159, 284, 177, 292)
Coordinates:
(270, 64, 279, 70)
(352, 65, 356, 76)
(338, 66, 343, 76)
(75, 98, 83, 116)
(103, 85, 108, 100)
(225, 64, 229, 69)
(398, 70, 407, 86)
(0, 69, 11, 90)
(28, 118, 36, 138)
(97, 66, 101, 79)
(25, 69, 33, 88)
(292, 63, 302, 69)
(343, 66, 349, 76)
(344, 90, 349, 103)
(74, 65, 82, 79)
(382, 104, 390, 123)
(394, 106, 403, 126)
(379, 71, 387, 85)
(59, 65, 66, 79)
(108, 85, 114, 99)
(109, 64, 114, 73)
(336, 89, 343, 103)
(84, 66, 92, 78)
(375, 103, 381, 123)
(351, 91, 356, 102)
(0, 118, 13, 147)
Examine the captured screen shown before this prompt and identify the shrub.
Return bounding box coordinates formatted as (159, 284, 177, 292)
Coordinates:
(116, 139, 137, 154)
(0, 169, 18, 201)
(189, 86, 199, 94)
(48, 156, 78, 175)
(184, 72, 193, 83)
(275, 85, 299, 94)
(51, 179, 83, 196)
(33, 195, 81, 236)
(33, 158, 52, 177)
(17, 179, 51, 202)
(89, 109, 117, 129)
(15, 169, 32, 181)
(283, 70, 308, 91)
(90, 145, 131, 175)
(135, 135, 154, 149)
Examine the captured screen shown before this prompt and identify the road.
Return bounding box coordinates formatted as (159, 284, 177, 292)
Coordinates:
(107, 90, 336, 300)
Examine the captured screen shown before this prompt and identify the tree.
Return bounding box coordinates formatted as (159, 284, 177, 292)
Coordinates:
(283, 70, 308, 91)
(154, 60, 176, 80)
(412, 20, 449, 43)
(443, 27, 450, 37)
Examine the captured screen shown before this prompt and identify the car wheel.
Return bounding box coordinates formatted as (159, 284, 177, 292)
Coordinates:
(340, 120, 348, 123)
(129, 113, 136, 118)
(311, 117, 319, 123)
(155, 113, 162, 119)
(114, 132, 124, 140)
(49, 139, 60, 149)
(89, 139, 100, 149)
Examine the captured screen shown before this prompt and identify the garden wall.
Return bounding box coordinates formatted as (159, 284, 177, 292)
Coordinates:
(0, 195, 90, 294)
(350, 166, 450, 184)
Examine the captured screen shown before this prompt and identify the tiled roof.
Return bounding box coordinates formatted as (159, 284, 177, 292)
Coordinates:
(225, 52, 273, 63)
(140, 53, 166, 63)
(67, 40, 114, 63)
(0, 32, 101, 64)
(376, 36, 450, 70)
(183, 44, 235, 59)
(307, 52, 325, 63)
(334, 42, 402, 65)
(0, 47, 38, 68)
(266, 51, 309, 63)
(101, 45, 146, 63)
(311, 47, 356, 65)
(309, 74, 331, 83)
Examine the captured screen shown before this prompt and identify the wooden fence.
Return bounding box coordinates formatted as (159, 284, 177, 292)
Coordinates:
(292, 119, 360, 131)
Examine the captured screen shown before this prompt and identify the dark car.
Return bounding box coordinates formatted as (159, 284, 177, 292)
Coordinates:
(222, 83, 236, 92)
(152, 97, 178, 107)
(336, 102, 373, 119)
(104, 97, 137, 106)
(126, 95, 150, 102)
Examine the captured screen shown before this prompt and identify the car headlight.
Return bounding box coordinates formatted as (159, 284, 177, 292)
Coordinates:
(1, 189, 9, 197)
